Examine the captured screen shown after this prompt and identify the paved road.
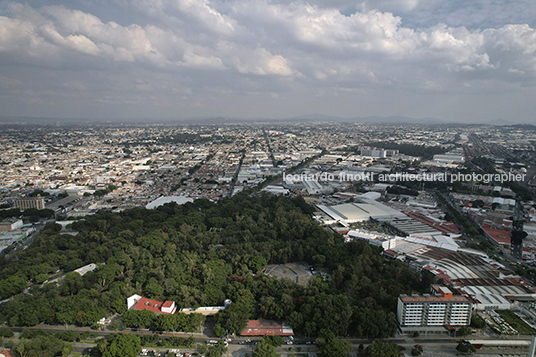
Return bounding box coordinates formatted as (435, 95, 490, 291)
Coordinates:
(3, 323, 534, 357)
(1, 331, 532, 357)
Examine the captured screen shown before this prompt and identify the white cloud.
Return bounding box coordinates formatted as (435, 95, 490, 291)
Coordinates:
(181, 52, 225, 69)
(227, 46, 293, 76)
(171, 0, 237, 35)
(0, 0, 536, 121)
(64, 34, 101, 56)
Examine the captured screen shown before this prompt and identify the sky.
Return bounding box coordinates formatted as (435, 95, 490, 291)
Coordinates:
(0, 0, 536, 123)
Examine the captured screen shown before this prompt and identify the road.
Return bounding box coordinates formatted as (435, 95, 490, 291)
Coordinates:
(2, 326, 533, 357)
(3, 323, 535, 357)
(228, 151, 245, 197)
(262, 128, 277, 168)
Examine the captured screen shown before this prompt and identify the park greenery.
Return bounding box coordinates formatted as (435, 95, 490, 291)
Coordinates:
(0, 207, 54, 223)
(365, 340, 402, 357)
(121, 309, 205, 332)
(456, 342, 477, 355)
(496, 310, 536, 335)
(252, 335, 283, 357)
(11, 329, 75, 357)
(96, 333, 142, 357)
(316, 332, 352, 357)
(0, 193, 432, 339)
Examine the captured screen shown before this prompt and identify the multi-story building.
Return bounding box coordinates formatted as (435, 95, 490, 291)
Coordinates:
(360, 146, 386, 158)
(0, 219, 23, 231)
(397, 287, 472, 329)
(14, 197, 45, 210)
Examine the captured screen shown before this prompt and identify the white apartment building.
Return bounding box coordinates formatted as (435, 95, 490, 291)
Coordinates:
(397, 292, 472, 328)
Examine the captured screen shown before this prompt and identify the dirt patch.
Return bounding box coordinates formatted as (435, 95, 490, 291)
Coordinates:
(263, 262, 313, 286)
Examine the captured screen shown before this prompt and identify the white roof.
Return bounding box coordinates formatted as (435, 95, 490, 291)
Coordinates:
(404, 235, 459, 251)
(74, 263, 98, 276)
(438, 286, 452, 294)
(146, 196, 194, 209)
(358, 192, 381, 200)
(332, 200, 404, 220)
(127, 294, 142, 310)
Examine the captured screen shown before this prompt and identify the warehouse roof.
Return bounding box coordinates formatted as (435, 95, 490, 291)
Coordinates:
(240, 320, 294, 336)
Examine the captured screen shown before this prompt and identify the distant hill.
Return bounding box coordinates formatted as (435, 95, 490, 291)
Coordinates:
(0, 115, 530, 125)
(348, 115, 447, 124)
(288, 114, 448, 124)
(288, 113, 345, 121)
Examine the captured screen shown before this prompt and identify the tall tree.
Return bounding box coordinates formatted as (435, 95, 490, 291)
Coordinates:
(98, 333, 142, 357)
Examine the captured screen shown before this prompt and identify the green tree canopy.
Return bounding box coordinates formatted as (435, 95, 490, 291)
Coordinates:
(365, 341, 400, 357)
(97, 333, 142, 357)
(14, 334, 72, 357)
(252, 339, 277, 357)
(316, 335, 351, 357)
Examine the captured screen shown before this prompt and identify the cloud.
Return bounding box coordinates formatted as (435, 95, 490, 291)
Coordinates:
(401, 0, 536, 30)
(0, 0, 535, 122)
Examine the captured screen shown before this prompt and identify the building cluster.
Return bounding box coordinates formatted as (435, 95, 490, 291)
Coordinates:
(127, 294, 231, 316)
(127, 294, 178, 315)
(1, 121, 536, 338)
(0, 218, 34, 254)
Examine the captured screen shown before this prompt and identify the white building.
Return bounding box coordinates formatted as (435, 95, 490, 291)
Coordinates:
(457, 286, 512, 310)
(304, 180, 325, 195)
(262, 186, 290, 195)
(432, 152, 465, 164)
(360, 147, 387, 158)
(127, 294, 143, 310)
(0, 219, 23, 231)
(74, 263, 99, 276)
(346, 229, 401, 250)
(397, 292, 472, 328)
(316, 197, 406, 225)
(161, 301, 177, 314)
(146, 196, 194, 209)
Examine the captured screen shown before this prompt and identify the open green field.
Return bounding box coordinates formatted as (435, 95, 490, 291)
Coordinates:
(496, 310, 536, 335)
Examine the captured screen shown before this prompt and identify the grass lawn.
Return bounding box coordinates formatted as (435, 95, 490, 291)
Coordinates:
(496, 310, 536, 335)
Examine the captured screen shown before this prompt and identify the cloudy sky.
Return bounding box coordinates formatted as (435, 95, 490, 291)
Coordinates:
(1, 0, 535, 123)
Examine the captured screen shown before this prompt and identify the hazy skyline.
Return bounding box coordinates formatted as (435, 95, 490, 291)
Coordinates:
(1, 0, 536, 123)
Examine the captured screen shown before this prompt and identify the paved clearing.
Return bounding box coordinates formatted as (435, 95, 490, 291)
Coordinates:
(263, 262, 313, 286)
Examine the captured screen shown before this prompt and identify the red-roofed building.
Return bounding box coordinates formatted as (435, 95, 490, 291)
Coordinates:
(240, 320, 294, 336)
(481, 223, 511, 245)
(0, 349, 13, 357)
(161, 300, 177, 314)
(383, 249, 398, 259)
(132, 297, 176, 314)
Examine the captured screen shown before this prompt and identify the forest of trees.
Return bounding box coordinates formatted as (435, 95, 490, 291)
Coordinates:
(0, 193, 433, 339)
(0, 207, 54, 222)
(120, 309, 205, 332)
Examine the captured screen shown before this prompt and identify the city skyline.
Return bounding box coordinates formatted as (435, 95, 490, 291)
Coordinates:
(1, 0, 536, 123)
